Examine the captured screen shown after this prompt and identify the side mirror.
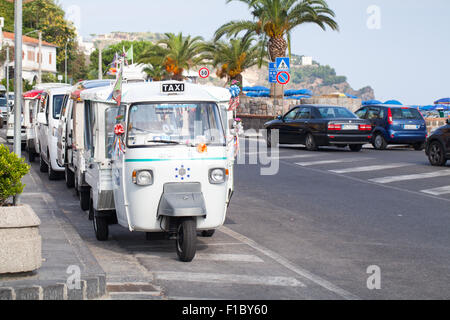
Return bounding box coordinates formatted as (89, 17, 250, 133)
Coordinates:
(277, 115, 283, 121)
(37, 113, 47, 125)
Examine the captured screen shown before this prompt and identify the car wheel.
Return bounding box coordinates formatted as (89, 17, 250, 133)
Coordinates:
(65, 166, 75, 188)
(29, 150, 35, 163)
(305, 133, 318, 151)
(48, 164, 59, 181)
(413, 143, 425, 151)
(176, 218, 197, 262)
(428, 141, 447, 166)
(373, 133, 387, 150)
(92, 204, 109, 241)
(39, 153, 48, 173)
(349, 144, 363, 152)
(266, 129, 278, 148)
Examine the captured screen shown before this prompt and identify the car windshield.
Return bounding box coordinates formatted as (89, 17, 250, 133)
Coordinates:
(391, 108, 423, 120)
(0, 97, 7, 107)
(317, 107, 357, 119)
(127, 103, 225, 147)
(53, 95, 65, 119)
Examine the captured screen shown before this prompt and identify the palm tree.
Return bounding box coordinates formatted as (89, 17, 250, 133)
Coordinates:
(138, 44, 169, 81)
(215, 0, 339, 96)
(153, 33, 208, 81)
(205, 35, 266, 87)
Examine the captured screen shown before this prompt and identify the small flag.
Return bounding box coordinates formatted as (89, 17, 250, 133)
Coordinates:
(126, 45, 134, 64)
(112, 64, 123, 105)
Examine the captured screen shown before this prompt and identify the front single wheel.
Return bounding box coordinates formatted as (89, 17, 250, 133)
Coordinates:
(305, 133, 318, 151)
(65, 166, 75, 188)
(39, 153, 48, 173)
(349, 144, 363, 152)
(93, 214, 109, 241)
(80, 188, 90, 212)
(28, 150, 36, 163)
(428, 141, 447, 166)
(176, 218, 197, 262)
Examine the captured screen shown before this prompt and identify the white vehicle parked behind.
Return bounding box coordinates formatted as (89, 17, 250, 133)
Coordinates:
(36, 86, 70, 180)
(6, 108, 26, 145)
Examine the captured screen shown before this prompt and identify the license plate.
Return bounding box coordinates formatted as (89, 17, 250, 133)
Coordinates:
(404, 125, 419, 130)
(342, 124, 359, 130)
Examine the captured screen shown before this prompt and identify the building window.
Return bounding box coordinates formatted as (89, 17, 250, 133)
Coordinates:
(27, 51, 35, 61)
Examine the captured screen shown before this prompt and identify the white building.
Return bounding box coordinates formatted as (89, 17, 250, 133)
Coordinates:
(1, 31, 58, 83)
(301, 56, 313, 66)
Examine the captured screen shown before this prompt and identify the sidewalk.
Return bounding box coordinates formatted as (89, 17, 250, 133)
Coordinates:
(0, 151, 106, 300)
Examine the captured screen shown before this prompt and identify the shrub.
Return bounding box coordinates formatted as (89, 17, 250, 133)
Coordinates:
(0, 145, 30, 206)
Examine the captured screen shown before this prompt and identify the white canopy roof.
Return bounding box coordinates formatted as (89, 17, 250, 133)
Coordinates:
(80, 81, 231, 104)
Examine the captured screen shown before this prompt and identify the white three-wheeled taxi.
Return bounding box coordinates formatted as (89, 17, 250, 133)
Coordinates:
(80, 81, 236, 262)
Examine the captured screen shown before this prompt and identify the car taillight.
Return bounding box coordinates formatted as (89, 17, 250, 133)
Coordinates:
(328, 123, 342, 131)
(387, 108, 393, 125)
(359, 124, 372, 131)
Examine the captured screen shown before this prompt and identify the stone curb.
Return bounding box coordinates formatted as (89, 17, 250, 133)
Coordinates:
(0, 275, 106, 300)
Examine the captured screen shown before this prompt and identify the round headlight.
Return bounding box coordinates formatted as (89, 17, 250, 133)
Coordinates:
(135, 170, 153, 186)
(210, 168, 225, 184)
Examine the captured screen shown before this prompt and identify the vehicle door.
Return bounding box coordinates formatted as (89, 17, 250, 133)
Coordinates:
(57, 95, 69, 166)
(109, 105, 127, 226)
(367, 107, 384, 130)
(279, 107, 299, 144)
(293, 107, 312, 144)
(39, 93, 50, 157)
(66, 99, 75, 166)
(443, 121, 450, 156)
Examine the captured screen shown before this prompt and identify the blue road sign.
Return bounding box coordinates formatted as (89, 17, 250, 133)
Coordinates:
(269, 62, 277, 83)
(276, 57, 290, 72)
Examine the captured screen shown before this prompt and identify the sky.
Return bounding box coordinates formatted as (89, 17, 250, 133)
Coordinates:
(59, 0, 450, 105)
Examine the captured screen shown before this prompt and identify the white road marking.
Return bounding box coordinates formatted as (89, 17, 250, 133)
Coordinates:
(330, 163, 412, 174)
(154, 271, 306, 287)
(369, 169, 450, 184)
(421, 186, 450, 196)
(220, 226, 360, 300)
(278, 154, 322, 160)
(295, 158, 372, 167)
(135, 253, 264, 263)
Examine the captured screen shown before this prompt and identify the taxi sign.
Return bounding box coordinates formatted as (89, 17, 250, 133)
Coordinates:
(161, 83, 185, 94)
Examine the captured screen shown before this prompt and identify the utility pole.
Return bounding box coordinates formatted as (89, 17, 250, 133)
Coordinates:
(65, 41, 68, 83)
(6, 46, 9, 98)
(13, 0, 23, 159)
(98, 43, 103, 80)
(38, 30, 42, 84)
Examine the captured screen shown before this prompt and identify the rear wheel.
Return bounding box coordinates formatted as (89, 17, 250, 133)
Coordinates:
(373, 133, 387, 150)
(28, 149, 35, 163)
(428, 141, 447, 166)
(48, 164, 59, 181)
(305, 133, 318, 151)
(413, 142, 425, 151)
(176, 218, 197, 262)
(39, 153, 48, 173)
(349, 144, 363, 152)
(65, 166, 75, 188)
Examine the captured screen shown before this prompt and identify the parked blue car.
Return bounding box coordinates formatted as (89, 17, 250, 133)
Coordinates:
(355, 105, 427, 150)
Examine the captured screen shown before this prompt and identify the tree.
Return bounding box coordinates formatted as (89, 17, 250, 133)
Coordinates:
(205, 35, 266, 87)
(215, 0, 338, 96)
(154, 33, 207, 81)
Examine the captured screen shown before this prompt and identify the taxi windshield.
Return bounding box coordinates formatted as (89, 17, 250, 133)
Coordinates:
(127, 103, 225, 147)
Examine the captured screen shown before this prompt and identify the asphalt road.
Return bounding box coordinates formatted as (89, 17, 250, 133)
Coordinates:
(4, 130, 450, 300)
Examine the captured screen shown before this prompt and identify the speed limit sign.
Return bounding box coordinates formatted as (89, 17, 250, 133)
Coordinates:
(199, 67, 210, 79)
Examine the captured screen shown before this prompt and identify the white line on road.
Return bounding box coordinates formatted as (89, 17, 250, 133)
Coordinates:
(154, 271, 306, 287)
(295, 158, 372, 167)
(421, 186, 450, 196)
(369, 169, 450, 184)
(330, 163, 412, 174)
(219, 226, 360, 300)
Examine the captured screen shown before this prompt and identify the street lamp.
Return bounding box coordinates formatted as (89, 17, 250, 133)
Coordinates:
(24, 29, 42, 85)
(65, 39, 71, 84)
(13, 0, 23, 161)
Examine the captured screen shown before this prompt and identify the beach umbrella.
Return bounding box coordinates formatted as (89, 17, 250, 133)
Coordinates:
(345, 94, 358, 99)
(384, 100, 403, 105)
(362, 100, 382, 105)
(434, 98, 450, 105)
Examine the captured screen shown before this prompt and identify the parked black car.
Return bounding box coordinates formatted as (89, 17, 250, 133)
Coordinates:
(425, 118, 450, 166)
(264, 105, 373, 152)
